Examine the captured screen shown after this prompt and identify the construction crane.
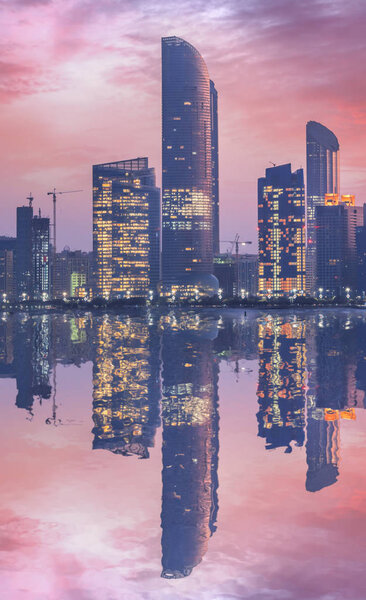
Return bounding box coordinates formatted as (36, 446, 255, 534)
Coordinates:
(47, 189, 82, 297)
(26, 193, 33, 208)
(220, 235, 252, 296)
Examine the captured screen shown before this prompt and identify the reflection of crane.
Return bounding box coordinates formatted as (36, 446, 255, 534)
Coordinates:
(47, 189, 82, 297)
(220, 235, 252, 296)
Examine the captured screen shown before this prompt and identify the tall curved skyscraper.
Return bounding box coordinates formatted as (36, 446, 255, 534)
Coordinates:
(161, 36, 218, 297)
(306, 121, 340, 294)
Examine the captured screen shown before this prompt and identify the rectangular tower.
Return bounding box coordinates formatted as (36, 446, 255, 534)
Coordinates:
(16, 205, 33, 299)
(258, 163, 305, 296)
(32, 215, 50, 299)
(316, 196, 362, 297)
(93, 157, 160, 299)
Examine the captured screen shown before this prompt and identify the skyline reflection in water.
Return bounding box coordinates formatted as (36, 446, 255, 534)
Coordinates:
(0, 309, 365, 599)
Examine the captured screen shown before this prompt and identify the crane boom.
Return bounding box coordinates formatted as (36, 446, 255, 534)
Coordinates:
(47, 188, 82, 298)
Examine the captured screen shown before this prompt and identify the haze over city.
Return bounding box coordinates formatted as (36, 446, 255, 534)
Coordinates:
(1, 0, 366, 250)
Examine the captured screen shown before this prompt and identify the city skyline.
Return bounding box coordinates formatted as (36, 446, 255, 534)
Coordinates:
(1, 0, 366, 251)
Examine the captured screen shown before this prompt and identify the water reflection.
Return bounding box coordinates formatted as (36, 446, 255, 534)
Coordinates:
(0, 308, 365, 582)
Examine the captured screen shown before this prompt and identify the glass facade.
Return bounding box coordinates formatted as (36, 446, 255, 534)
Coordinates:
(32, 215, 50, 300)
(93, 157, 160, 298)
(210, 80, 219, 256)
(161, 36, 218, 297)
(315, 198, 363, 297)
(306, 121, 340, 294)
(16, 205, 33, 299)
(258, 163, 305, 296)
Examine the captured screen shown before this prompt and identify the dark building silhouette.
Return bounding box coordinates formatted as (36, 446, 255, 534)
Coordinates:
(16, 205, 33, 299)
(214, 253, 258, 297)
(256, 316, 306, 452)
(0, 237, 16, 299)
(160, 314, 219, 578)
(306, 121, 340, 294)
(356, 205, 366, 297)
(161, 36, 218, 297)
(92, 316, 160, 457)
(93, 158, 160, 298)
(210, 80, 219, 256)
(258, 164, 305, 297)
(316, 197, 362, 297)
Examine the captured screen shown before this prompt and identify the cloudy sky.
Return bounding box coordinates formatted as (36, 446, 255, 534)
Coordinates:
(1, 0, 366, 250)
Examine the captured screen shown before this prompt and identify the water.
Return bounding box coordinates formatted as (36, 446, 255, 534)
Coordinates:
(0, 308, 365, 600)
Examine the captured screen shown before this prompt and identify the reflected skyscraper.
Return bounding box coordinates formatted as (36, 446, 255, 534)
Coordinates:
(306, 121, 340, 294)
(92, 316, 160, 457)
(161, 37, 218, 297)
(160, 314, 219, 578)
(257, 316, 306, 452)
(305, 404, 340, 492)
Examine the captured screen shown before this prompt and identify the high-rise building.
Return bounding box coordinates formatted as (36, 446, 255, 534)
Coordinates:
(214, 253, 258, 297)
(0, 237, 16, 300)
(258, 163, 305, 296)
(161, 36, 218, 297)
(32, 214, 50, 300)
(93, 157, 160, 299)
(210, 80, 219, 256)
(306, 121, 340, 294)
(54, 249, 91, 298)
(315, 195, 362, 297)
(356, 207, 366, 297)
(16, 205, 33, 299)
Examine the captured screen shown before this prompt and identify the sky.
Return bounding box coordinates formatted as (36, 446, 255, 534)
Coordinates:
(1, 0, 366, 251)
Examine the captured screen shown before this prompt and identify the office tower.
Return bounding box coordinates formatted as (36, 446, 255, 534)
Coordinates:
(54, 249, 91, 298)
(16, 205, 33, 299)
(256, 316, 306, 452)
(306, 121, 340, 294)
(0, 237, 16, 300)
(356, 206, 366, 296)
(93, 157, 160, 299)
(92, 316, 160, 457)
(210, 80, 219, 255)
(160, 314, 219, 578)
(161, 36, 218, 297)
(258, 163, 305, 296)
(214, 253, 258, 297)
(32, 214, 50, 300)
(315, 195, 362, 297)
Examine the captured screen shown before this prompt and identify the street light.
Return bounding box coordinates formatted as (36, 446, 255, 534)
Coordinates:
(218, 288, 223, 300)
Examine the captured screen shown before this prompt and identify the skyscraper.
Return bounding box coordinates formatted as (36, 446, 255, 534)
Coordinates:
(306, 121, 340, 294)
(315, 195, 362, 297)
(16, 205, 33, 299)
(161, 36, 218, 297)
(0, 237, 16, 300)
(32, 214, 50, 300)
(93, 157, 160, 299)
(210, 80, 219, 256)
(258, 163, 305, 296)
